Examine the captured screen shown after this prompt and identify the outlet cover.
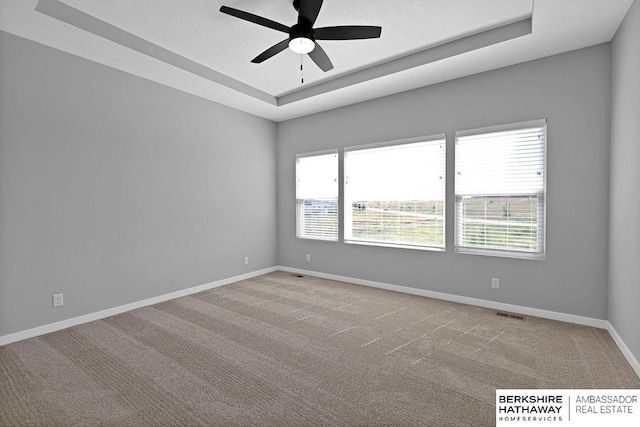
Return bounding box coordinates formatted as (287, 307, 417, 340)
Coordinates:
(306, 254, 311, 262)
(244, 257, 249, 265)
(491, 278, 500, 289)
(53, 293, 64, 307)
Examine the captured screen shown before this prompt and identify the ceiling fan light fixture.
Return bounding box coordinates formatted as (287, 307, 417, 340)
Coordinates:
(289, 37, 315, 54)
(219, 2, 381, 72)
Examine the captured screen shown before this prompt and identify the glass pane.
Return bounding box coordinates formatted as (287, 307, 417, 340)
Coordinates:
(350, 200, 444, 246)
(296, 152, 338, 241)
(458, 195, 539, 252)
(345, 139, 445, 249)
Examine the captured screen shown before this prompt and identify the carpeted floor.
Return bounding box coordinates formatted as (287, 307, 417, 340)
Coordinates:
(1, 271, 639, 426)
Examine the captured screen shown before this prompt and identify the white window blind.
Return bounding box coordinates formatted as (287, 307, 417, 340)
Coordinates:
(344, 136, 446, 250)
(296, 151, 338, 241)
(455, 120, 546, 259)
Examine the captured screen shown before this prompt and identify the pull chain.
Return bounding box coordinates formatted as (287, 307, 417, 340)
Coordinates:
(300, 54, 304, 84)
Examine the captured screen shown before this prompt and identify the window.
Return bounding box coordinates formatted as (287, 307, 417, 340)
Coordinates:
(296, 150, 338, 241)
(344, 136, 446, 250)
(455, 120, 546, 259)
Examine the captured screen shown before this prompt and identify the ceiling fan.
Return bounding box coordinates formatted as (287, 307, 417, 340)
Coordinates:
(219, 0, 382, 72)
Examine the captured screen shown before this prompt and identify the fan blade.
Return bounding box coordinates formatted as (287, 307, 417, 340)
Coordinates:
(251, 39, 290, 63)
(308, 42, 333, 72)
(220, 6, 290, 33)
(298, 0, 323, 26)
(314, 26, 382, 40)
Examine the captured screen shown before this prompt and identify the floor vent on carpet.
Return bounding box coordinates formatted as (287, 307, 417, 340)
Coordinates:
(291, 274, 305, 278)
(496, 311, 526, 321)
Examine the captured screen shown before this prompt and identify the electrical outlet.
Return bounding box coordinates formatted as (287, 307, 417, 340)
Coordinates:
(306, 254, 311, 262)
(53, 293, 64, 307)
(491, 278, 500, 289)
(244, 257, 249, 265)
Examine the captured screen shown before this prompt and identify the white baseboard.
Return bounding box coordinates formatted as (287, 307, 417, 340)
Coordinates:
(607, 323, 640, 379)
(277, 266, 609, 329)
(0, 266, 278, 347)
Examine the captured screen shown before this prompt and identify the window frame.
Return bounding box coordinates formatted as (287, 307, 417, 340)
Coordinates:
(454, 119, 547, 260)
(343, 134, 447, 252)
(295, 149, 339, 242)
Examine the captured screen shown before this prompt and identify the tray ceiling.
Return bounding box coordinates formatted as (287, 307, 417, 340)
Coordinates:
(0, 0, 634, 121)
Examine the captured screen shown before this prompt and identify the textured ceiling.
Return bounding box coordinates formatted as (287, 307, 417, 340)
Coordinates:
(0, 0, 634, 121)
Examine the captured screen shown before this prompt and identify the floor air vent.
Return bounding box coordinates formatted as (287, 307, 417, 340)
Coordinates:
(496, 311, 525, 321)
(291, 274, 305, 278)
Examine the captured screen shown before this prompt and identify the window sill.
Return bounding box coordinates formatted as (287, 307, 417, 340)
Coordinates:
(345, 239, 445, 252)
(455, 246, 545, 260)
(296, 236, 338, 242)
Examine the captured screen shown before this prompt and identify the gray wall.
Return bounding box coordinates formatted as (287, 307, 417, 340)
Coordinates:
(0, 31, 277, 337)
(609, 0, 640, 362)
(278, 44, 611, 320)
(0, 19, 626, 342)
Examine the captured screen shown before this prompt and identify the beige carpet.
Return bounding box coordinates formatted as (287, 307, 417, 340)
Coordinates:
(1, 271, 638, 426)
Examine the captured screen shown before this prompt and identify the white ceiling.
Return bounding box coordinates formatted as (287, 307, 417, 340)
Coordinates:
(0, 0, 634, 121)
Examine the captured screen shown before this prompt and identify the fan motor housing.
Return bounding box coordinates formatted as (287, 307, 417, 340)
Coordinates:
(289, 23, 314, 41)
